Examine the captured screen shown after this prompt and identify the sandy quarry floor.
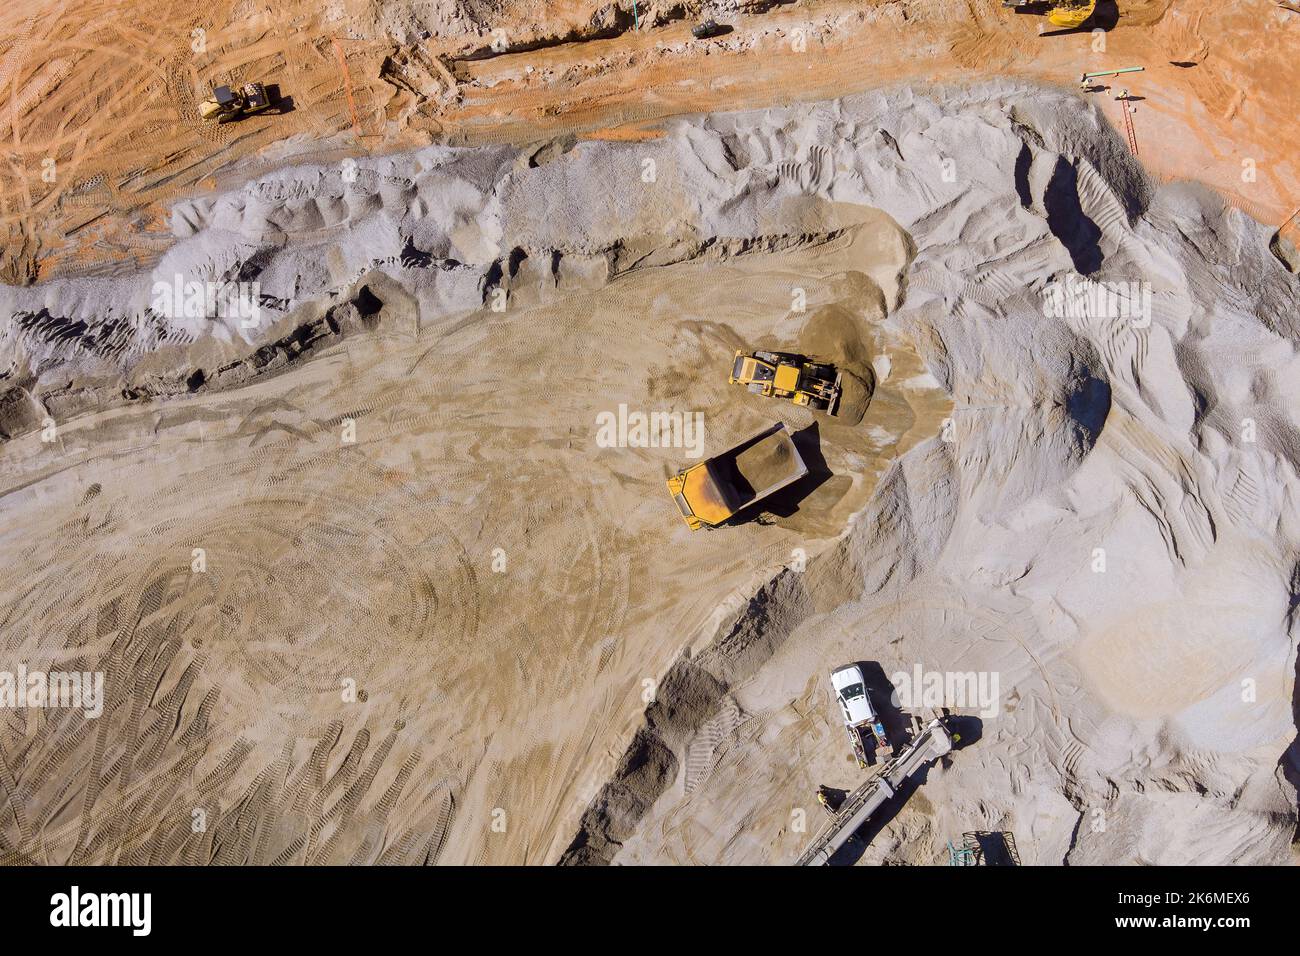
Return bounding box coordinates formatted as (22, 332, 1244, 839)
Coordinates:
(2, 0, 1299, 284)
(0, 197, 947, 863)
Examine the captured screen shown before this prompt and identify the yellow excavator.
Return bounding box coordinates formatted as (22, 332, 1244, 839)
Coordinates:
(1002, 0, 1097, 29)
(199, 82, 274, 123)
(730, 350, 842, 413)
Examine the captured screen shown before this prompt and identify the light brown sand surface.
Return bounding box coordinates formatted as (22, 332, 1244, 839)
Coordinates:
(0, 196, 947, 863)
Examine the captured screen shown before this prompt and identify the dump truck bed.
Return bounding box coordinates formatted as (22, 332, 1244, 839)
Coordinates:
(669, 422, 808, 529)
(731, 428, 802, 500)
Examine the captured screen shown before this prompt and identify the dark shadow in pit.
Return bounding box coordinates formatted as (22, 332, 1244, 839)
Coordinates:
(1282, 572, 1300, 846)
(1044, 156, 1104, 274)
(559, 656, 726, 866)
(858, 661, 913, 751)
(1014, 140, 1034, 207)
(1091, 0, 1120, 30)
(947, 714, 984, 750)
(1284, 733, 1300, 849)
(1271, 231, 1300, 274)
(1066, 367, 1111, 450)
(265, 85, 294, 115)
(735, 421, 831, 524)
(961, 830, 1021, 865)
(458, 7, 634, 63)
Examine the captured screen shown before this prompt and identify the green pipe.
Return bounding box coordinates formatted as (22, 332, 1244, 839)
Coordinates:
(1080, 67, 1145, 81)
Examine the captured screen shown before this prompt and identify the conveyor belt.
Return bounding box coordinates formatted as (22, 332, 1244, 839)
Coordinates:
(795, 717, 954, 866)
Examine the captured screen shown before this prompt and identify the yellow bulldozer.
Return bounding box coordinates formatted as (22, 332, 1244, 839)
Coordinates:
(729, 350, 842, 413)
(1001, 0, 1097, 29)
(199, 82, 274, 123)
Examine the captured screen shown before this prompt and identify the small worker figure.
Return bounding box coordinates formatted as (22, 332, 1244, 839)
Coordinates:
(816, 785, 844, 815)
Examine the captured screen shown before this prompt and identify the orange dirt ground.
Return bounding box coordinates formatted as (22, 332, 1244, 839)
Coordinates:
(1, 0, 1297, 284)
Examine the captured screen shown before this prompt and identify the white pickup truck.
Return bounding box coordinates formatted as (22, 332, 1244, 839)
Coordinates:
(830, 664, 892, 767)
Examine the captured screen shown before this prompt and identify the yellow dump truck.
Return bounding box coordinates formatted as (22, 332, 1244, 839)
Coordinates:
(667, 422, 809, 531)
(730, 350, 842, 413)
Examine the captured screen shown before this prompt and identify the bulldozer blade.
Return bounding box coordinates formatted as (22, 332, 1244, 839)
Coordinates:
(827, 371, 843, 416)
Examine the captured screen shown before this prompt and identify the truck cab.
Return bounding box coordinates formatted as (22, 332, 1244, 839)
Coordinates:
(830, 664, 891, 764)
(832, 665, 877, 726)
